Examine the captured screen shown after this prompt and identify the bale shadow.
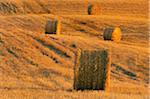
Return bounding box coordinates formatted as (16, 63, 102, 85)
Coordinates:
(112, 63, 137, 80)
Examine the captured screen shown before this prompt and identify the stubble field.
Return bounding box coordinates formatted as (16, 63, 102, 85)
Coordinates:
(0, 0, 149, 99)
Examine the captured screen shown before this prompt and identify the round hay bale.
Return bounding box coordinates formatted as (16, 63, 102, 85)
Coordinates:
(74, 49, 111, 91)
(103, 27, 122, 42)
(104, 49, 111, 91)
(45, 19, 61, 35)
(88, 4, 101, 15)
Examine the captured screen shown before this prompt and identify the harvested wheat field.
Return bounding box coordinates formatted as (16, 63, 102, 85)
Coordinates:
(0, 0, 149, 99)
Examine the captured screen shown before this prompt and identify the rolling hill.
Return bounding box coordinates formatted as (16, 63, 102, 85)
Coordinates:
(0, 0, 149, 98)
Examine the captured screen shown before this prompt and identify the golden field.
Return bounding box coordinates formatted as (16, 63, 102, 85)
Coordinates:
(0, 0, 149, 99)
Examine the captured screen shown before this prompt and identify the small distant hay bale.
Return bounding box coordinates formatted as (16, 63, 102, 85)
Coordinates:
(88, 4, 101, 15)
(74, 49, 111, 91)
(45, 19, 61, 35)
(103, 27, 122, 42)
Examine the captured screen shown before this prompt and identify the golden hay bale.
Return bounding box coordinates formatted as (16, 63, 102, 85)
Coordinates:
(45, 19, 61, 35)
(103, 27, 122, 42)
(88, 4, 101, 15)
(74, 49, 111, 91)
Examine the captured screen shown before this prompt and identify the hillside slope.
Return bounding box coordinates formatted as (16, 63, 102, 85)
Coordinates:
(0, 0, 148, 17)
(0, 0, 149, 98)
(0, 14, 149, 94)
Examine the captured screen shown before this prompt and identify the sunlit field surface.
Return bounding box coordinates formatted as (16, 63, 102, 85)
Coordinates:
(0, 0, 149, 99)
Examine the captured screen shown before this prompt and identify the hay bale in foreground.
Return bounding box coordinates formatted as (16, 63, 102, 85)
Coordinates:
(74, 49, 111, 91)
(103, 27, 122, 42)
(88, 4, 101, 15)
(45, 19, 61, 35)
